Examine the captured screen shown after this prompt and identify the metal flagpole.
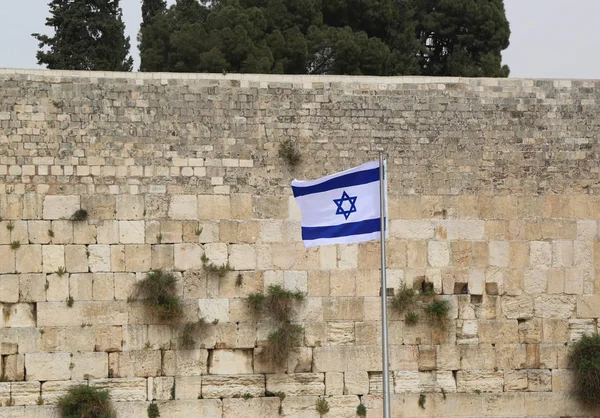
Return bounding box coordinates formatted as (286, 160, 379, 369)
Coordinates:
(379, 151, 391, 418)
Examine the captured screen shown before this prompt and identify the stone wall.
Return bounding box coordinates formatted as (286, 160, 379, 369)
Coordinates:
(0, 69, 599, 417)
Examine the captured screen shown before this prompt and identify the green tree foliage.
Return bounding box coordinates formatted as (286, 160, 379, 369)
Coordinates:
(416, 0, 510, 77)
(33, 0, 133, 71)
(138, 0, 510, 77)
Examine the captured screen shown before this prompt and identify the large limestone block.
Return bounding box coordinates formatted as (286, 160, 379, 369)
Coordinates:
(478, 320, 519, 344)
(489, 241, 510, 267)
(534, 295, 575, 319)
(322, 297, 364, 321)
(119, 221, 145, 244)
(45, 273, 69, 302)
(174, 243, 203, 270)
(73, 222, 97, 244)
(428, 241, 449, 267)
(198, 195, 231, 220)
(150, 376, 175, 401)
(42, 245, 64, 273)
(0, 275, 18, 303)
(222, 397, 279, 418)
(280, 395, 359, 418)
(325, 372, 344, 395)
(202, 375, 265, 398)
(523, 266, 548, 294)
(209, 349, 253, 374)
(90, 378, 147, 401)
(456, 370, 504, 392)
(43, 195, 79, 220)
(50, 221, 73, 244)
(327, 322, 355, 345)
(25, 353, 71, 381)
(198, 299, 229, 323)
(41, 380, 87, 404)
(502, 295, 534, 319)
(112, 350, 161, 378)
(71, 352, 108, 380)
(88, 245, 111, 272)
(27, 220, 51, 244)
(0, 246, 16, 273)
(576, 295, 600, 318)
(11, 382, 41, 406)
(552, 240, 573, 267)
(22, 194, 43, 220)
(344, 371, 369, 395)
(124, 245, 151, 272)
(64, 245, 88, 273)
(175, 376, 202, 400)
(97, 221, 119, 244)
(162, 349, 208, 376)
(18, 273, 46, 302)
(157, 399, 223, 417)
(266, 373, 325, 396)
(229, 244, 256, 270)
(0, 303, 35, 327)
(390, 220, 434, 239)
(15, 245, 42, 273)
(81, 195, 116, 220)
(116, 195, 144, 220)
(169, 195, 198, 220)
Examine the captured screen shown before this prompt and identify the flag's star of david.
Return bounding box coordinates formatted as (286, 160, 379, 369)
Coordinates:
(333, 191, 357, 220)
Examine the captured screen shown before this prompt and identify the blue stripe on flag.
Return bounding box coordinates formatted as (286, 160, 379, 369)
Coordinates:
(301, 218, 381, 241)
(292, 167, 379, 198)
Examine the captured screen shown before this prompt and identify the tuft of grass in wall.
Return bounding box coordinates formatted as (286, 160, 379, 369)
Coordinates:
(10, 241, 20, 250)
(236, 273, 243, 287)
(569, 333, 600, 406)
(48, 229, 55, 238)
(264, 323, 304, 367)
(405, 311, 419, 326)
(201, 254, 233, 278)
(66, 296, 74, 307)
(418, 393, 426, 409)
(5, 396, 14, 407)
(194, 226, 203, 236)
(6, 221, 14, 231)
(58, 384, 116, 418)
(36, 396, 44, 405)
(56, 266, 67, 277)
(70, 209, 88, 221)
(242, 393, 254, 400)
(249, 284, 305, 322)
(156, 233, 163, 244)
(134, 269, 183, 323)
(147, 402, 160, 418)
(279, 139, 301, 166)
(424, 299, 450, 327)
(391, 284, 415, 313)
(356, 403, 367, 417)
(315, 397, 330, 416)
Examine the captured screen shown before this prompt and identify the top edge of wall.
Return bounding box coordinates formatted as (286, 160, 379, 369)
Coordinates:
(0, 68, 595, 86)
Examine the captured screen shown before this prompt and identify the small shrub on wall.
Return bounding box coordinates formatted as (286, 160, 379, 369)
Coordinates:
(58, 384, 116, 418)
(569, 333, 600, 406)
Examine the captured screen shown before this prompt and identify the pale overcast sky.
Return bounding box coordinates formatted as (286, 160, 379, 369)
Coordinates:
(0, 0, 598, 79)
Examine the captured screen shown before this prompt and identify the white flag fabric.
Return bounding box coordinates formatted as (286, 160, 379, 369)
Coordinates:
(291, 160, 386, 247)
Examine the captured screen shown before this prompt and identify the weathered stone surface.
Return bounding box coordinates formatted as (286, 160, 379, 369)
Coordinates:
(90, 378, 147, 401)
(162, 349, 208, 376)
(25, 353, 71, 381)
(202, 375, 265, 398)
(209, 349, 253, 375)
(266, 373, 325, 396)
(43, 196, 79, 220)
(41, 380, 88, 404)
(222, 397, 279, 418)
(456, 370, 504, 393)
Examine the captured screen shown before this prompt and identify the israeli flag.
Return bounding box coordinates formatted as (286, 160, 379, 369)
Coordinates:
(292, 160, 387, 247)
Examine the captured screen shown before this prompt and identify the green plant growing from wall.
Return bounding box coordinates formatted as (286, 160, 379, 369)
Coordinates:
(279, 139, 301, 166)
(356, 402, 367, 416)
(56, 266, 67, 277)
(66, 295, 74, 307)
(315, 397, 330, 416)
(201, 254, 233, 278)
(70, 209, 88, 221)
(569, 333, 600, 406)
(391, 282, 450, 328)
(147, 402, 160, 418)
(58, 384, 116, 418)
(418, 393, 426, 409)
(10, 241, 20, 250)
(134, 269, 183, 323)
(247, 284, 306, 367)
(180, 319, 207, 349)
(6, 221, 14, 231)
